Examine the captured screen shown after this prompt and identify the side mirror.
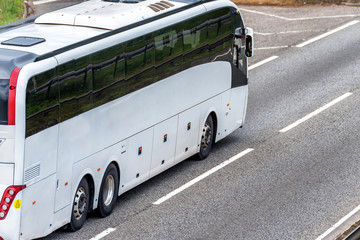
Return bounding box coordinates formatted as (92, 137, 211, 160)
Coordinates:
(234, 27, 254, 58)
(244, 27, 254, 58)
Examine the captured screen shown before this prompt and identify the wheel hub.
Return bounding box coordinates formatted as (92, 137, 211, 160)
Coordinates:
(103, 175, 115, 206)
(73, 187, 87, 220)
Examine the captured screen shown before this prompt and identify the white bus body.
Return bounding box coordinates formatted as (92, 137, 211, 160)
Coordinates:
(0, 0, 253, 239)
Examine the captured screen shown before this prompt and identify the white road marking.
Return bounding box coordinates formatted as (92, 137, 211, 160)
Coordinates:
(33, 0, 59, 6)
(248, 56, 278, 70)
(239, 8, 360, 21)
(153, 148, 254, 205)
(296, 20, 360, 47)
(280, 92, 353, 133)
(255, 30, 315, 36)
(315, 204, 360, 240)
(255, 46, 288, 50)
(89, 228, 116, 240)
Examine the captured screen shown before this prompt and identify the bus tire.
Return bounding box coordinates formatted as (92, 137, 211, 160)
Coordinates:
(198, 114, 214, 160)
(97, 163, 119, 218)
(69, 178, 90, 231)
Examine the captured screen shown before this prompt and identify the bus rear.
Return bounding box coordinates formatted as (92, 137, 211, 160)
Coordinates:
(0, 49, 36, 240)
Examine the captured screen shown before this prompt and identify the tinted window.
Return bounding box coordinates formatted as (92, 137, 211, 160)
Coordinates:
(26, 69, 59, 137)
(154, 23, 183, 80)
(125, 34, 155, 95)
(182, 13, 209, 68)
(208, 8, 233, 61)
(0, 79, 9, 125)
(91, 44, 125, 108)
(58, 56, 92, 122)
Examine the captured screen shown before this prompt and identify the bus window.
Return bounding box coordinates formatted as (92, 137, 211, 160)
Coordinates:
(154, 23, 183, 81)
(125, 34, 155, 95)
(208, 8, 233, 61)
(91, 44, 125, 108)
(26, 69, 59, 137)
(58, 56, 92, 122)
(182, 14, 209, 69)
(0, 79, 9, 125)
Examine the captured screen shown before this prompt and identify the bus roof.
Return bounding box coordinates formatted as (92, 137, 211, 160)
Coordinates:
(0, 0, 200, 56)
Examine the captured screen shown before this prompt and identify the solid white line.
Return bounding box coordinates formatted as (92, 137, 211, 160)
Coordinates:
(248, 56, 278, 71)
(296, 20, 360, 47)
(315, 204, 360, 240)
(89, 228, 116, 240)
(255, 30, 315, 36)
(33, 0, 58, 6)
(280, 92, 353, 133)
(239, 8, 360, 21)
(153, 148, 254, 205)
(255, 46, 288, 50)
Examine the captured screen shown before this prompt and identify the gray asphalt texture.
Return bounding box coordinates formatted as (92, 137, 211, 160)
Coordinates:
(34, 4, 360, 240)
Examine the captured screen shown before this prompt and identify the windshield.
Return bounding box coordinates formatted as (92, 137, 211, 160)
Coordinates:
(0, 79, 9, 125)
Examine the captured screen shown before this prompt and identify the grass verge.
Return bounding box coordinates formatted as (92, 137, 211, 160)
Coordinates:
(0, 0, 24, 26)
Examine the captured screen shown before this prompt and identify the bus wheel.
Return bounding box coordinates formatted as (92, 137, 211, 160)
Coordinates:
(98, 163, 119, 218)
(198, 115, 214, 160)
(69, 178, 90, 231)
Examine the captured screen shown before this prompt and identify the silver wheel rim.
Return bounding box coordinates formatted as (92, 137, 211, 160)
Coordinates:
(201, 121, 212, 150)
(103, 175, 115, 206)
(73, 187, 87, 220)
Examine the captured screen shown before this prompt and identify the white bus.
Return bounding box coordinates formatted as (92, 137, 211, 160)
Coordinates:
(0, 0, 253, 239)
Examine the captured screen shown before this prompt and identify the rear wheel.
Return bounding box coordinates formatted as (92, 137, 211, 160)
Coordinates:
(198, 115, 214, 160)
(97, 163, 119, 218)
(69, 178, 90, 231)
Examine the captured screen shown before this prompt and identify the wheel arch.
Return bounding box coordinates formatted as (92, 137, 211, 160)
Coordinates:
(209, 111, 218, 144)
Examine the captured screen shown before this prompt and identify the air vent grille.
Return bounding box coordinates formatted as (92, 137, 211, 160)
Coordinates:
(148, 1, 174, 12)
(24, 164, 40, 182)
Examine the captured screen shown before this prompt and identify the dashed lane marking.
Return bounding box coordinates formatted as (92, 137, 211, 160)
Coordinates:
(248, 56, 278, 70)
(89, 228, 116, 240)
(280, 92, 353, 133)
(153, 148, 254, 205)
(296, 20, 360, 47)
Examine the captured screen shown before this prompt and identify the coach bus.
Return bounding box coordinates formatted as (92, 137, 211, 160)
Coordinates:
(0, 0, 253, 239)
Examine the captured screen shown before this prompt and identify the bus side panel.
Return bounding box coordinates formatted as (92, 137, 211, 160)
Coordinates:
(20, 175, 57, 240)
(216, 85, 248, 142)
(24, 126, 58, 185)
(175, 105, 201, 163)
(150, 115, 178, 178)
(125, 127, 154, 190)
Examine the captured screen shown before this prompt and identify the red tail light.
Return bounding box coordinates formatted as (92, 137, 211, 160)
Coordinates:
(0, 185, 26, 220)
(8, 67, 21, 125)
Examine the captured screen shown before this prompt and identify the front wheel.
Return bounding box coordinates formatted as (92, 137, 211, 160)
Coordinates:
(198, 115, 214, 160)
(97, 163, 119, 218)
(69, 178, 90, 231)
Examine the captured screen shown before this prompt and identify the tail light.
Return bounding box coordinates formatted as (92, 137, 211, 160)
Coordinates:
(0, 185, 26, 220)
(8, 67, 21, 125)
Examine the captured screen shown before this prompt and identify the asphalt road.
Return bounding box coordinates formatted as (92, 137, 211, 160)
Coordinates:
(37, 4, 360, 240)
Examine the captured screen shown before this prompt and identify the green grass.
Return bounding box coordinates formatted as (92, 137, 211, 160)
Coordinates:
(0, 0, 24, 26)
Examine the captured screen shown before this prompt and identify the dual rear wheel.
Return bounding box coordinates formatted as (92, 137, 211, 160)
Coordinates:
(69, 163, 119, 231)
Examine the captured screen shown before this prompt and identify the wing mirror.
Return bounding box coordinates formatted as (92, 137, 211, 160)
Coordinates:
(235, 27, 254, 58)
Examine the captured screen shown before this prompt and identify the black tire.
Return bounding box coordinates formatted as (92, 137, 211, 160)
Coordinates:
(69, 178, 90, 232)
(198, 115, 214, 160)
(97, 163, 119, 218)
